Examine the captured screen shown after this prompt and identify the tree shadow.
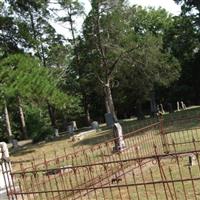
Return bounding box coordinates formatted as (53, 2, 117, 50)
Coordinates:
(10, 148, 36, 156)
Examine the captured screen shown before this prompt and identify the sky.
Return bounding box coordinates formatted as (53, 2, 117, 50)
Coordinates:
(129, 0, 181, 15)
(53, 0, 181, 38)
(80, 0, 181, 15)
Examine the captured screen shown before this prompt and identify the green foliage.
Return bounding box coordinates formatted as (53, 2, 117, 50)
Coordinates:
(0, 0, 199, 142)
(0, 54, 78, 109)
(80, 4, 180, 118)
(25, 105, 53, 143)
(0, 54, 81, 141)
(162, 1, 200, 104)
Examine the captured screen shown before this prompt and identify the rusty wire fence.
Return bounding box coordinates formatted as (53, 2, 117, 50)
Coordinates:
(1, 116, 200, 200)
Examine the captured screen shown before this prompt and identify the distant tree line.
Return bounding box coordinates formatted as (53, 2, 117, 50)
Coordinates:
(0, 0, 199, 141)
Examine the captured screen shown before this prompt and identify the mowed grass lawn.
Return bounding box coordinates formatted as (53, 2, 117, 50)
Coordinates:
(7, 106, 200, 200)
(10, 106, 200, 169)
(85, 155, 200, 200)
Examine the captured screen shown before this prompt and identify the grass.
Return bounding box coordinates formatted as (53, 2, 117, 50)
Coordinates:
(10, 106, 200, 164)
(8, 106, 200, 200)
(86, 155, 200, 200)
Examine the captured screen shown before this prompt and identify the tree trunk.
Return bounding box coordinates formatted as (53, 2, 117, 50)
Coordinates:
(4, 102, 12, 137)
(47, 103, 57, 129)
(68, 6, 92, 126)
(104, 88, 111, 113)
(17, 96, 28, 139)
(86, 109, 91, 125)
(150, 91, 157, 117)
(136, 101, 144, 120)
(85, 104, 91, 125)
(104, 83, 118, 121)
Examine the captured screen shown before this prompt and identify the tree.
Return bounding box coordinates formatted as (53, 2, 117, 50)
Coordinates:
(174, 0, 200, 11)
(1, 0, 67, 66)
(125, 7, 180, 116)
(54, 0, 95, 124)
(0, 54, 80, 139)
(80, 4, 180, 120)
(162, 1, 200, 104)
(81, 0, 139, 121)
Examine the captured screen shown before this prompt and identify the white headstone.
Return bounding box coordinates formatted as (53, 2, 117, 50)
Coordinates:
(54, 129, 59, 137)
(113, 123, 126, 152)
(181, 101, 186, 110)
(72, 121, 78, 131)
(160, 104, 165, 114)
(177, 101, 180, 111)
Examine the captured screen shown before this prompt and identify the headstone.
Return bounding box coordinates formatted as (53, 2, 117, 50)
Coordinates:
(11, 139, 19, 150)
(177, 101, 180, 111)
(0, 142, 12, 199)
(189, 154, 196, 166)
(72, 121, 78, 131)
(91, 121, 99, 130)
(112, 123, 126, 152)
(105, 113, 115, 128)
(67, 121, 78, 135)
(68, 125, 74, 135)
(160, 104, 165, 114)
(54, 129, 59, 137)
(181, 101, 186, 110)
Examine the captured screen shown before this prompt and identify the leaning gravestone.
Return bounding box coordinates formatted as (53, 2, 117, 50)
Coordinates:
(113, 123, 126, 152)
(105, 113, 115, 128)
(181, 101, 186, 110)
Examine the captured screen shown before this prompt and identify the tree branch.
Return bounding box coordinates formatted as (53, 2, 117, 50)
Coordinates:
(108, 46, 138, 78)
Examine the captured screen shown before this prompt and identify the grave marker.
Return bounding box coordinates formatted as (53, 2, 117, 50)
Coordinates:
(105, 113, 115, 128)
(177, 101, 180, 111)
(112, 123, 126, 152)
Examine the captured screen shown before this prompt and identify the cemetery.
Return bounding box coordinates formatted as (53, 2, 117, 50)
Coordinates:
(1, 0, 200, 199)
(1, 107, 200, 199)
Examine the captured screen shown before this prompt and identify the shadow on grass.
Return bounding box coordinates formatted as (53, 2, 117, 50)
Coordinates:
(9, 134, 72, 157)
(10, 149, 36, 156)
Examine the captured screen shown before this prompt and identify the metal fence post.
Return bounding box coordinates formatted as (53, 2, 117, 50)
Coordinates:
(0, 142, 15, 200)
